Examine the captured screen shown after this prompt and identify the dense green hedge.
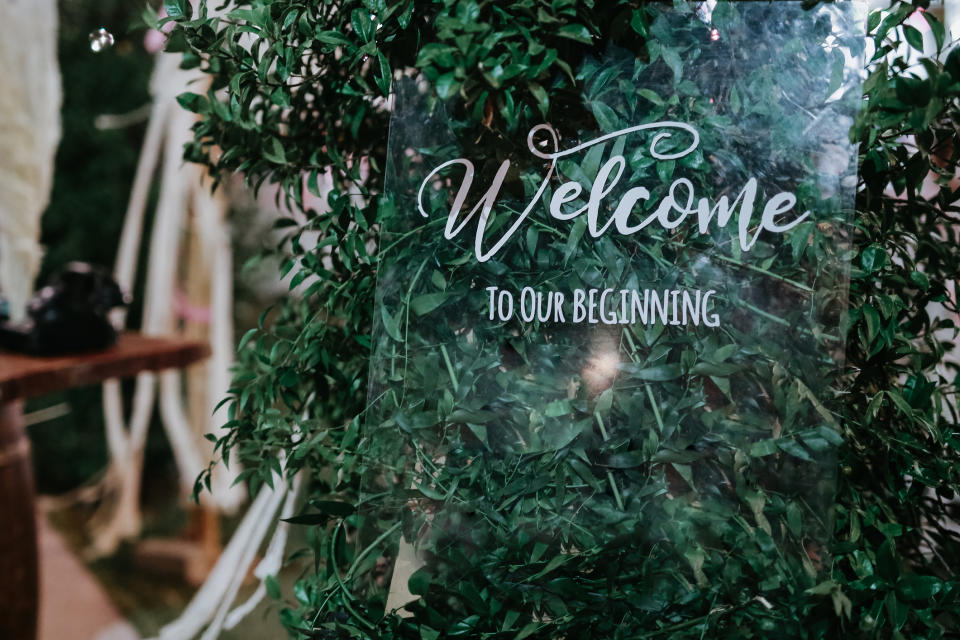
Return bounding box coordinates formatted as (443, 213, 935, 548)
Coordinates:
(167, 0, 960, 637)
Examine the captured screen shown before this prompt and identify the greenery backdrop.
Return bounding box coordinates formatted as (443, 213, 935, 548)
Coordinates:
(167, 0, 960, 637)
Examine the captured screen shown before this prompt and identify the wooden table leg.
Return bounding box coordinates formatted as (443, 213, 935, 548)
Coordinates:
(0, 400, 38, 640)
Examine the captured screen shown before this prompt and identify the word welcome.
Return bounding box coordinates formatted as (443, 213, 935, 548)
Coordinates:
(418, 123, 809, 263)
(486, 285, 720, 327)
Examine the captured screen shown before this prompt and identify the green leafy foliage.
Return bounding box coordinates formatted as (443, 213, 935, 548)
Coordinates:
(169, 0, 960, 637)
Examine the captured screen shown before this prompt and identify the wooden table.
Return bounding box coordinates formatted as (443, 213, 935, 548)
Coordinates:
(0, 334, 209, 640)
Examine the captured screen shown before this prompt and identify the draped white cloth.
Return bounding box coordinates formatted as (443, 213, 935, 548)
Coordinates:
(93, 50, 247, 556)
(99, 26, 303, 639)
(0, 0, 62, 322)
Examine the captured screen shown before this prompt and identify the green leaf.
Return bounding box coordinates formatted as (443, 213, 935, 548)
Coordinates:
(315, 30, 353, 47)
(630, 364, 682, 381)
(514, 621, 542, 640)
(563, 217, 587, 265)
(749, 439, 779, 457)
(176, 92, 206, 113)
(660, 46, 683, 84)
(816, 426, 844, 446)
(141, 5, 160, 30)
(281, 513, 330, 525)
(877, 539, 900, 582)
(711, 3, 737, 31)
(885, 591, 908, 630)
(606, 452, 646, 468)
(909, 270, 930, 290)
(309, 500, 357, 516)
(591, 102, 618, 132)
(380, 305, 403, 341)
(350, 8, 375, 43)
(875, 5, 912, 43)
(922, 11, 946, 51)
(263, 137, 286, 164)
(806, 579, 838, 596)
(656, 159, 675, 184)
(545, 398, 571, 417)
(897, 574, 942, 601)
(638, 88, 663, 105)
(265, 575, 281, 600)
(237, 327, 258, 352)
(411, 293, 447, 315)
(651, 449, 703, 464)
(435, 72, 459, 100)
(903, 25, 924, 53)
(164, 0, 192, 20)
(557, 24, 592, 44)
(528, 82, 549, 117)
(531, 554, 570, 578)
(860, 244, 886, 272)
(595, 388, 613, 414)
(408, 567, 432, 595)
(777, 439, 812, 462)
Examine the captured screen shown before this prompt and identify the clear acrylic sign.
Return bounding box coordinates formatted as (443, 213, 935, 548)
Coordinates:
(362, 2, 865, 632)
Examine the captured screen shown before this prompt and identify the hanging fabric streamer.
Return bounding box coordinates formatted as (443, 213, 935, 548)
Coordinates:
(0, 0, 62, 322)
(94, 45, 244, 557)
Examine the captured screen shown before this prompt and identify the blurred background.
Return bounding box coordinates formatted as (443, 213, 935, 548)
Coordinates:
(19, 1, 294, 638)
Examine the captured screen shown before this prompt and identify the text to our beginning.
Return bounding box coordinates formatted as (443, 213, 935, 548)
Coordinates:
(486, 286, 720, 327)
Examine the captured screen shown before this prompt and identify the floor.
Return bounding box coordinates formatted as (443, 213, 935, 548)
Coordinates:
(37, 513, 139, 640)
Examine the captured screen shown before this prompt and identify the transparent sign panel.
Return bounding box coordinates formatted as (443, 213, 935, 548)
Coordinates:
(361, 2, 865, 633)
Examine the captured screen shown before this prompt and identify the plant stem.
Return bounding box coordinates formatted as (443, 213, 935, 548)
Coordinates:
(440, 343, 460, 393)
(646, 385, 665, 434)
(596, 412, 625, 510)
(345, 521, 403, 581)
(629, 606, 733, 638)
(711, 253, 814, 293)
